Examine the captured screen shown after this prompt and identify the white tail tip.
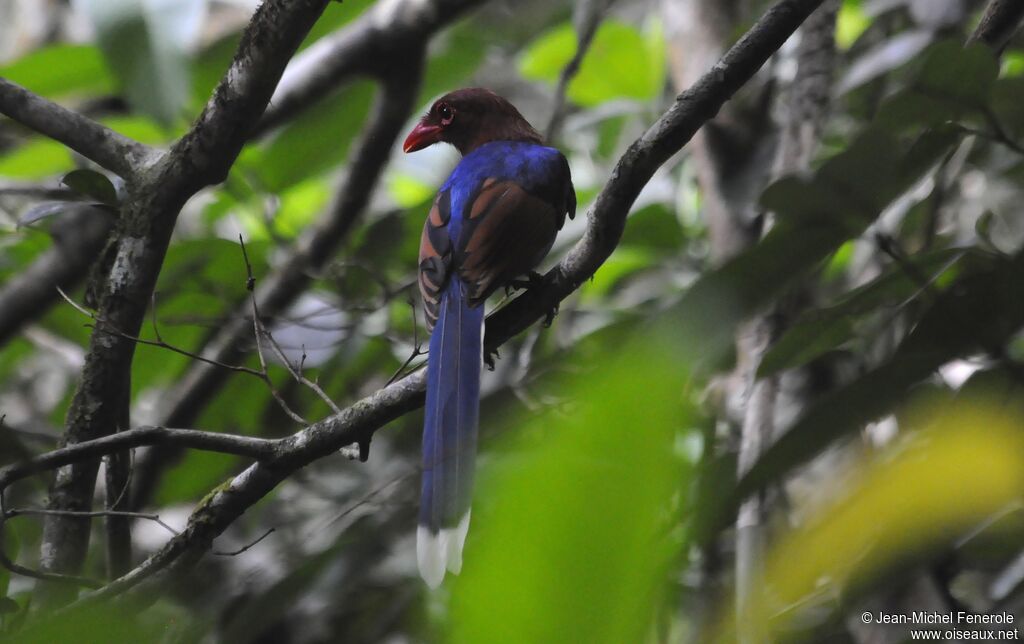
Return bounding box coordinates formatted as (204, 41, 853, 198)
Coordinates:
(416, 511, 472, 588)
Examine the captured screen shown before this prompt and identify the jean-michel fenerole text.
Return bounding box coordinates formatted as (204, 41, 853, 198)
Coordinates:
(873, 611, 1015, 625)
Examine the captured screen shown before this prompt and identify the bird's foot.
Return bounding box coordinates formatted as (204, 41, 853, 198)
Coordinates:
(507, 270, 546, 294)
(542, 301, 559, 328)
(484, 347, 499, 370)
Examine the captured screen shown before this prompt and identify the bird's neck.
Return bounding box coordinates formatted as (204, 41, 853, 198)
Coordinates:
(458, 121, 544, 155)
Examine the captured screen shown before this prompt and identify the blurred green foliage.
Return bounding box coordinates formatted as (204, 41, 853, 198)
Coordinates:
(450, 338, 691, 643)
(520, 19, 666, 106)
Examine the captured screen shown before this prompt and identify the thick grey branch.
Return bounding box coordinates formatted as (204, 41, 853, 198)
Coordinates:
(0, 78, 157, 180)
(176, 0, 331, 186)
(70, 0, 825, 605)
(37, 0, 330, 603)
(970, 0, 1024, 51)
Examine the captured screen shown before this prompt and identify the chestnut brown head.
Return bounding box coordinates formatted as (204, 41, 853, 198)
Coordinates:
(403, 88, 543, 156)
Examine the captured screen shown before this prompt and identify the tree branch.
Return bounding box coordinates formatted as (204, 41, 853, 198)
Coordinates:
(61, 0, 826, 606)
(257, 0, 485, 135)
(175, 0, 331, 187)
(0, 426, 278, 492)
(0, 206, 113, 347)
(545, 0, 616, 142)
(0, 78, 158, 180)
(37, 0, 330, 604)
(969, 0, 1024, 51)
(483, 0, 827, 352)
(132, 61, 425, 509)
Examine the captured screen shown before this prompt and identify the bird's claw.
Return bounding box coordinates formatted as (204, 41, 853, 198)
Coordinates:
(543, 301, 559, 328)
(484, 347, 499, 370)
(508, 271, 546, 294)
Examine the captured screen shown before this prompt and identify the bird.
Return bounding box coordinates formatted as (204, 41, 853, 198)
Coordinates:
(403, 88, 575, 588)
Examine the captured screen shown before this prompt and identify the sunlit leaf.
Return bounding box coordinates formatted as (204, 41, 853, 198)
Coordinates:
(836, 0, 869, 50)
(0, 139, 74, 179)
(519, 20, 666, 107)
(0, 45, 114, 98)
(387, 173, 436, 209)
(1001, 51, 1024, 77)
(716, 402, 1024, 642)
(252, 81, 375, 192)
(272, 177, 332, 238)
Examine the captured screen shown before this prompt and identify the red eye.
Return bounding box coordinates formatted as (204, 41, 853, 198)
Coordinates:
(438, 102, 454, 125)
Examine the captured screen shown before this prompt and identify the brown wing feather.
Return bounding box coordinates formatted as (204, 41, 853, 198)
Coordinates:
(418, 191, 452, 331)
(455, 181, 561, 306)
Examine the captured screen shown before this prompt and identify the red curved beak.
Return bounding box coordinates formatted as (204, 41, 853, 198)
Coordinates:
(403, 123, 443, 153)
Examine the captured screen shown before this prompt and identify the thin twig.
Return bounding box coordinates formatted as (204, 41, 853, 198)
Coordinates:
(240, 237, 310, 424)
(213, 527, 275, 556)
(55, 286, 265, 378)
(0, 78, 158, 179)
(386, 299, 426, 386)
(545, 0, 616, 141)
(5, 508, 180, 537)
(312, 470, 417, 537)
(0, 512, 103, 589)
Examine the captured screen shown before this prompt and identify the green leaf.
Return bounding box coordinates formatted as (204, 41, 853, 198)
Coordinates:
(619, 203, 685, 252)
(758, 248, 975, 376)
(0, 597, 17, 615)
(191, 31, 241, 109)
(662, 126, 959, 384)
(0, 139, 74, 179)
(0, 45, 114, 98)
(836, 0, 869, 50)
(916, 42, 998, 109)
(1001, 50, 1024, 77)
(739, 252, 1024, 501)
(990, 77, 1024, 139)
(7, 601, 159, 642)
(386, 173, 436, 209)
(79, 0, 203, 126)
(61, 169, 119, 206)
(878, 40, 999, 131)
(101, 115, 173, 145)
(252, 81, 374, 192)
(519, 20, 666, 107)
(272, 177, 332, 238)
(450, 339, 690, 643)
(759, 318, 855, 376)
(581, 247, 653, 299)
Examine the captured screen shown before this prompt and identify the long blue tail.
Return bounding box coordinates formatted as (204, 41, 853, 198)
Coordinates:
(417, 276, 484, 588)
